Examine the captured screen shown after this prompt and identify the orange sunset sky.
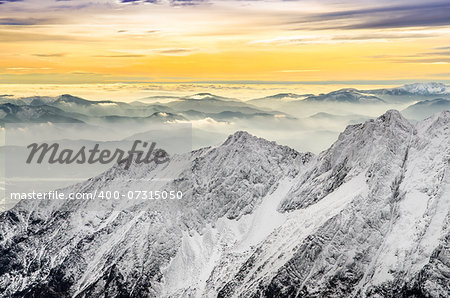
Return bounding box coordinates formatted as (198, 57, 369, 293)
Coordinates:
(0, 0, 449, 85)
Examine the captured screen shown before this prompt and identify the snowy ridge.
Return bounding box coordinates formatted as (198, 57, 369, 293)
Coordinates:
(369, 82, 450, 96)
(304, 88, 385, 104)
(0, 110, 449, 297)
(398, 82, 450, 95)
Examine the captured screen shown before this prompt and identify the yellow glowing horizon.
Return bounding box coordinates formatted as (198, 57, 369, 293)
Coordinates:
(1, 0, 450, 84)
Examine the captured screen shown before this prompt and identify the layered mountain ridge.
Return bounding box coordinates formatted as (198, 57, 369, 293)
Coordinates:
(367, 82, 450, 96)
(0, 110, 449, 297)
(303, 88, 385, 104)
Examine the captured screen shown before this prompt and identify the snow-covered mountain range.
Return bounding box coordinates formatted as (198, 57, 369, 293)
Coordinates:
(0, 103, 83, 123)
(368, 82, 450, 96)
(303, 88, 385, 104)
(0, 93, 285, 125)
(0, 109, 448, 297)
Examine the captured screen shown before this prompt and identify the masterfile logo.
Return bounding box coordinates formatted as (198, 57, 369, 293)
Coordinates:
(26, 140, 170, 170)
(2, 122, 192, 210)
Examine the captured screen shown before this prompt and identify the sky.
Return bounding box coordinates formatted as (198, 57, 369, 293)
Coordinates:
(0, 0, 450, 85)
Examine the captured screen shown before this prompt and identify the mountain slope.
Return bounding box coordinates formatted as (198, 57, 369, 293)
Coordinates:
(0, 103, 84, 124)
(253, 110, 449, 297)
(0, 110, 448, 297)
(303, 89, 385, 104)
(402, 98, 450, 120)
(0, 132, 312, 297)
(248, 93, 312, 107)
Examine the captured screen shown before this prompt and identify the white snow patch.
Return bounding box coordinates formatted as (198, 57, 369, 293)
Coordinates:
(231, 178, 292, 252)
(233, 171, 369, 295)
(161, 178, 294, 296)
(162, 172, 369, 297)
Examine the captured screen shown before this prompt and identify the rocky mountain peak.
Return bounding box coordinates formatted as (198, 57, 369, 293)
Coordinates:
(375, 109, 411, 128)
(279, 109, 415, 211)
(222, 130, 255, 146)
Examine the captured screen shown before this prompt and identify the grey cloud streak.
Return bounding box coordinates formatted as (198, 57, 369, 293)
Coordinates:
(119, 0, 206, 5)
(0, 0, 23, 4)
(33, 53, 66, 57)
(288, 1, 450, 30)
(0, 17, 57, 25)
